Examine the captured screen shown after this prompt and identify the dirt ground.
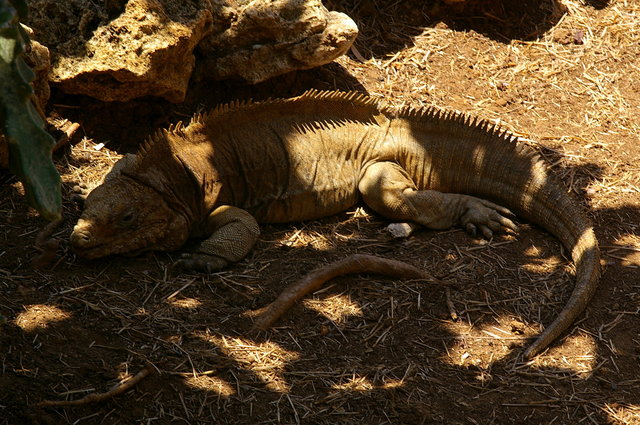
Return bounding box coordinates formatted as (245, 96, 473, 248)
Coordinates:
(1, 0, 639, 424)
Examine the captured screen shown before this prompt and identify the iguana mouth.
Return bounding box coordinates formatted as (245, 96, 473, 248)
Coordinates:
(72, 237, 147, 259)
(71, 223, 165, 259)
(71, 227, 133, 259)
(70, 228, 99, 256)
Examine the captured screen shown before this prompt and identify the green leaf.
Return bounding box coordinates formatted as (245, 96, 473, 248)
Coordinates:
(0, 0, 61, 221)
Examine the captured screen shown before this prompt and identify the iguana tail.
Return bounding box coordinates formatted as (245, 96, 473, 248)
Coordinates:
(398, 107, 601, 358)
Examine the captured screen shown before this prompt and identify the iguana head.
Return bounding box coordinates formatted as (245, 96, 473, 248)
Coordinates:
(71, 176, 189, 259)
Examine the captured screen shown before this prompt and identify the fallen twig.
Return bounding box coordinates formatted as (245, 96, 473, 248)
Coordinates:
(252, 254, 438, 331)
(36, 364, 154, 408)
(445, 286, 459, 321)
(53, 121, 81, 153)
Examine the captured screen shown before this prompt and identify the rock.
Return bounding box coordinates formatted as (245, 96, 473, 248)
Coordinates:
(24, 0, 357, 102)
(21, 25, 51, 114)
(387, 222, 421, 239)
(26, 0, 213, 102)
(197, 0, 358, 83)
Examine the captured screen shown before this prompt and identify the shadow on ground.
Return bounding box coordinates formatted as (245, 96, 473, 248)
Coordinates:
(328, 0, 570, 60)
(1, 146, 638, 424)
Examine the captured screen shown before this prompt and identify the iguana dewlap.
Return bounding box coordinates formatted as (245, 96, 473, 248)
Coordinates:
(71, 90, 600, 358)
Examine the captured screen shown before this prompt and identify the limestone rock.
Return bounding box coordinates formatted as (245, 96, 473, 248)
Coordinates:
(197, 0, 358, 83)
(23, 0, 357, 102)
(26, 0, 213, 102)
(22, 26, 51, 114)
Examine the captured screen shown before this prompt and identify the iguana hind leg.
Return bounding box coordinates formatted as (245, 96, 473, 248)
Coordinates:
(358, 161, 517, 238)
(177, 206, 260, 273)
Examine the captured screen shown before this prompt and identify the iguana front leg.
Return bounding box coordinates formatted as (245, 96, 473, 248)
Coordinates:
(358, 162, 517, 238)
(177, 206, 260, 273)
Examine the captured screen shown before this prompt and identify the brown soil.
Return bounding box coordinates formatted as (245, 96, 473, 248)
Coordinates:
(2, 1, 639, 424)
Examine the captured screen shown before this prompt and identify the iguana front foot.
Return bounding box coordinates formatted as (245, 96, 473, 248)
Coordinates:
(387, 197, 517, 239)
(175, 206, 260, 274)
(176, 253, 229, 273)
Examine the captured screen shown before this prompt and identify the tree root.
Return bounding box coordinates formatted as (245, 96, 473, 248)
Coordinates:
(36, 364, 154, 408)
(252, 254, 439, 331)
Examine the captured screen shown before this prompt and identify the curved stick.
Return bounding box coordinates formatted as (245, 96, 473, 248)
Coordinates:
(252, 254, 437, 331)
(36, 364, 154, 408)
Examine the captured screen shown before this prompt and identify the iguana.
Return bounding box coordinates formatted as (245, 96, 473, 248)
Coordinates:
(71, 90, 600, 358)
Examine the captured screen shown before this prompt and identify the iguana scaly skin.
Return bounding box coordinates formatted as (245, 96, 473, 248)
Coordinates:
(71, 90, 600, 358)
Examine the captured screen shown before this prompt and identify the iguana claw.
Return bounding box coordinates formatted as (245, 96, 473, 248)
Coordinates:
(71, 183, 90, 206)
(175, 253, 228, 273)
(459, 197, 518, 239)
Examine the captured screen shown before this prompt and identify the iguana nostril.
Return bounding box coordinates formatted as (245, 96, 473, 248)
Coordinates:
(71, 229, 91, 246)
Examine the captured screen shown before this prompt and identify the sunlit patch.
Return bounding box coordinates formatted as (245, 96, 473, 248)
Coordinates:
(332, 374, 373, 392)
(524, 244, 542, 257)
(114, 362, 137, 381)
(184, 374, 235, 397)
(440, 316, 598, 372)
(603, 403, 640, 425)
(444, 253, 458, 261)
(303, 294, 363, 324)
(521, 244, 566, 273)
(167, 297, 202, 309)
(520, 260, 565, 274)
(439, 320, 524, 367)
(606, 235, 640, 267)
(530, 332, 597, 372)
(330, 374, 404, 395)
(10, 182, 25, 196)
(618, 252, 640, 267)
(14, 304, 71, 332)
(279, 229, 335, 251)
(380, 378, 403, 389)
(198, 334, 298, 393)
